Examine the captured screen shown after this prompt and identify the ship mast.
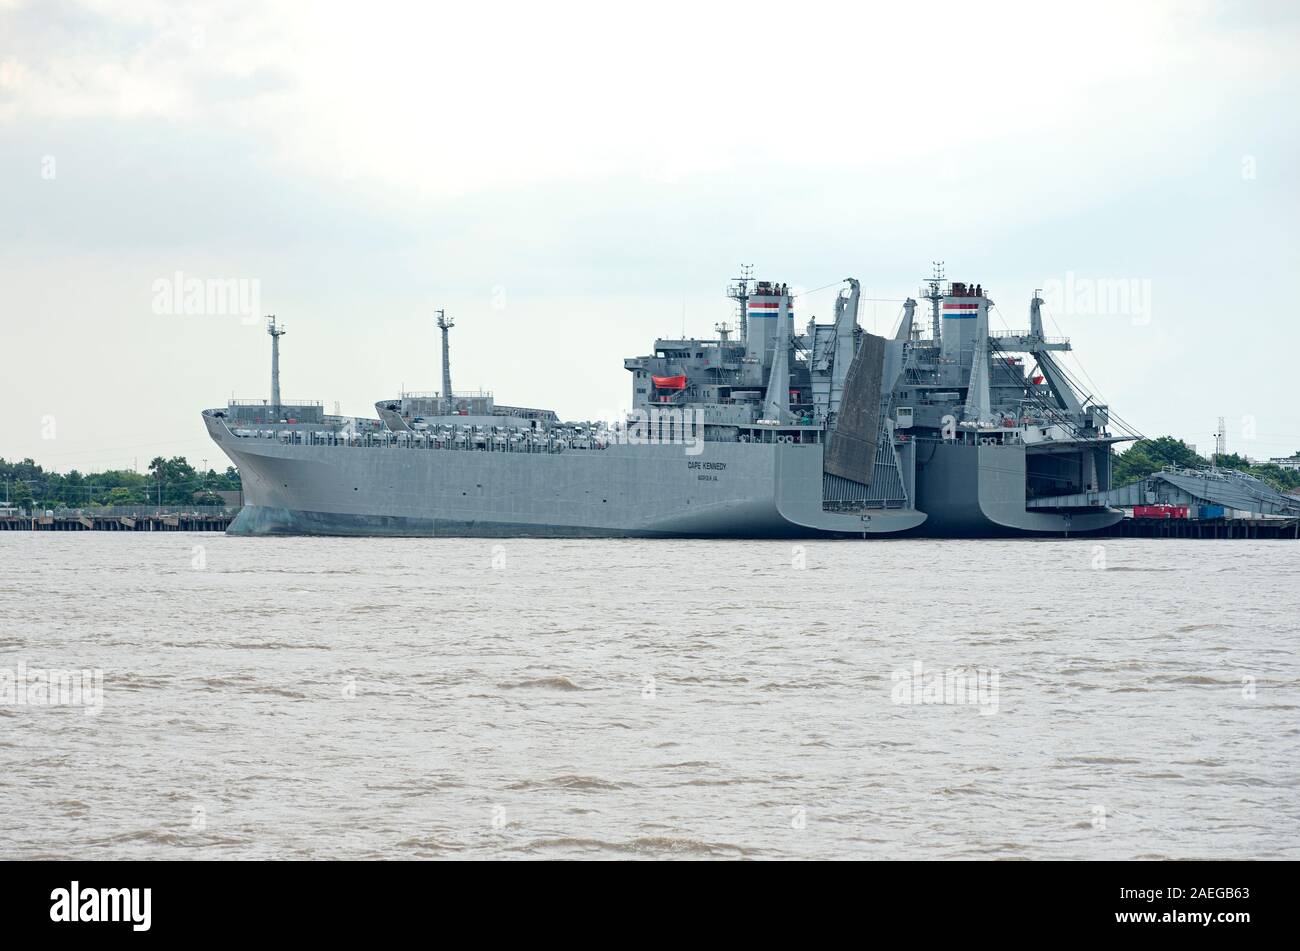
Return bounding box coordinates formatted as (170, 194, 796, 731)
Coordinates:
(726, 263, 754, 342)
(922, 261, 945, 343)
(267, 315, 285, 416)
(436, 309, 455, 415)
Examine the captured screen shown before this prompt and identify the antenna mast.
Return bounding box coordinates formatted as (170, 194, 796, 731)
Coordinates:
(726, 263, 754, 342)
(921, 261, 945, 343)
(266, 315, 286, 415)
(436, 309, 455, 415)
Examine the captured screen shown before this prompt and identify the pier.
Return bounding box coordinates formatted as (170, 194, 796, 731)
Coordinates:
(1097, 516, 1300, 540)
(1, 509, 1295, 538)
(0, 508, 236, 532)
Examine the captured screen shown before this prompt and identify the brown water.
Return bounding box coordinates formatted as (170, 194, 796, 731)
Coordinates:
(0, 533, 1296, 859)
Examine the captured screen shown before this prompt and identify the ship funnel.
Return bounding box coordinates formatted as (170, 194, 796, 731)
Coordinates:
(744, 281, 794, 372)
(939, 282, 988, 368)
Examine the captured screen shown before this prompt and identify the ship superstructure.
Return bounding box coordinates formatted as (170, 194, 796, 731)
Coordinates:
(884, 265, 1133, 533)
(621, 277, 913, 510)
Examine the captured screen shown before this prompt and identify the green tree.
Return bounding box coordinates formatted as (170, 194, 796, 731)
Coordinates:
(103, 486, 144, 505)
(1113, 439, 1300, 493)
(2, 456, 239, 510)
(9, 480, 35, 510)
(1112, 437, 1203, 487)
(147, 456, 200, 505)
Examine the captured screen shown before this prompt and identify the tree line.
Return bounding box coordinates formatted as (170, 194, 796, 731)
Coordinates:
(0, 456, 242, 510)
(1110, 437, 1300, 492)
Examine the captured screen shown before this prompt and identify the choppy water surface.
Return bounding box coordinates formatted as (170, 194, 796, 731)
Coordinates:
(0, 533, 1296, 860)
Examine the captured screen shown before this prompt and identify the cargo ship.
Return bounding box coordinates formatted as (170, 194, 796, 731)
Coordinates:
(202, 267, 1134, 537)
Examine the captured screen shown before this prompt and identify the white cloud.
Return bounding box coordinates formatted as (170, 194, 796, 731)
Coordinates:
(6, 0, 1296, 196)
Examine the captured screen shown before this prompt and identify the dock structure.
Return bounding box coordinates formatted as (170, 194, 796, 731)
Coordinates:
(1, 510, 1293, 538)
(0, 512, 236, 532)
(1098, 515, 1300, 540)
(1032, 464, 1300, 520)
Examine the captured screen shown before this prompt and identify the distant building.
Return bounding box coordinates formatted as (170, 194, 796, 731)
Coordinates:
(1268, 455, 1300, 471)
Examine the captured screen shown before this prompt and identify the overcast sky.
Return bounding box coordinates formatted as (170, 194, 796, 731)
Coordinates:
(2, 0, 1298, 473)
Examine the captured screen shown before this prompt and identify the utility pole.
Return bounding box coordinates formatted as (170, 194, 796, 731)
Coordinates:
(436, 310, 455, 415)
(267, 315, 286, 416)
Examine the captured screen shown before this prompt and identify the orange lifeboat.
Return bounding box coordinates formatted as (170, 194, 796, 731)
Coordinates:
(652, 374, 687, 390)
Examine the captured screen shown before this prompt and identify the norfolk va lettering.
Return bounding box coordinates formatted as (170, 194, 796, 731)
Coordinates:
(50, 882, 151, 932)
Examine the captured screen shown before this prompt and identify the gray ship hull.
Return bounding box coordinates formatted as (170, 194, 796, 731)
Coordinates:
(204, 412, 927, 538)
(911, 442, 1123, 536)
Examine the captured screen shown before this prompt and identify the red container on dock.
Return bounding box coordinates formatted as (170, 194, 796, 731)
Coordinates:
(1133, 504, 1188, 519)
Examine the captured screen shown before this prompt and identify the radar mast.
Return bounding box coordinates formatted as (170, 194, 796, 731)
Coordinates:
(267, 315, 286, 416)
(726, 264, 754, 342)
(921, 261, 945, 342)
(436, 309, 455, 415)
